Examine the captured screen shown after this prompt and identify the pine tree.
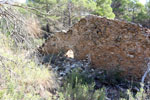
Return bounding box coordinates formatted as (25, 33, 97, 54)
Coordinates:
(94, 0, 115, 19)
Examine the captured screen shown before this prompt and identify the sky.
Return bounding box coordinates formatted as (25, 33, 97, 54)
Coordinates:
(16, 0, 26, 3)
(139, 0, 147, 4)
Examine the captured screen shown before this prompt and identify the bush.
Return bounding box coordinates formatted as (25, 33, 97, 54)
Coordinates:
(58, 68, 106, 100)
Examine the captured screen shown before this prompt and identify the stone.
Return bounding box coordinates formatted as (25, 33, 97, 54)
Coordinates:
(38, 15, 150, 80)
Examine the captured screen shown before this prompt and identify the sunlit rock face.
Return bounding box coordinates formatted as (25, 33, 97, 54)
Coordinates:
(38, 15, 150, 80)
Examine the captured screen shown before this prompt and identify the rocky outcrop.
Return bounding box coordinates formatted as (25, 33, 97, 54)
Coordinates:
(38, 15, 150, 80)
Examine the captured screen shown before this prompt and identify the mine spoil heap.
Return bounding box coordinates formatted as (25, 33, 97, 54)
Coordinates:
(38, 15, 150, 80)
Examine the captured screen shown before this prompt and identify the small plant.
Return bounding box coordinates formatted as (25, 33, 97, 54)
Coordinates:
(95, 67, 126, 86)
(120, 84, 150, 100)
(58, 68, 106, 100)
(65, 68, 94, 85)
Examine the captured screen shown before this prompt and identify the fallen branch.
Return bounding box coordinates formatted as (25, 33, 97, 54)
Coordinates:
(141, 61, 150, 83)
(0, 2, 65, 17)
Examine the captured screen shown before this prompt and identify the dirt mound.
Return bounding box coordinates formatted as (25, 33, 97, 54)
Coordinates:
(38, 15, 150, 80)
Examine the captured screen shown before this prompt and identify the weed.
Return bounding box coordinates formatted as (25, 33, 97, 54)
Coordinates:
(58, 68, 106, 100)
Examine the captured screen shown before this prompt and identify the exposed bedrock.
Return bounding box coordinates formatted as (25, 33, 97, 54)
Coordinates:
(38, 15, 150, 80)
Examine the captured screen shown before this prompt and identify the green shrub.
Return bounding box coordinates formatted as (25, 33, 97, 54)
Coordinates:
(58, 68, 106, 100)
(120, 84, 150, 100)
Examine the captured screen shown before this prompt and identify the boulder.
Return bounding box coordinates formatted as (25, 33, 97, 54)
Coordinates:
(38, 15, 150, 80)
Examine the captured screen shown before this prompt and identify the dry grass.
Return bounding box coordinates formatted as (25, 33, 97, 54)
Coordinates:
(0, 34, 58, 100)
(25, 17, 42, 38)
